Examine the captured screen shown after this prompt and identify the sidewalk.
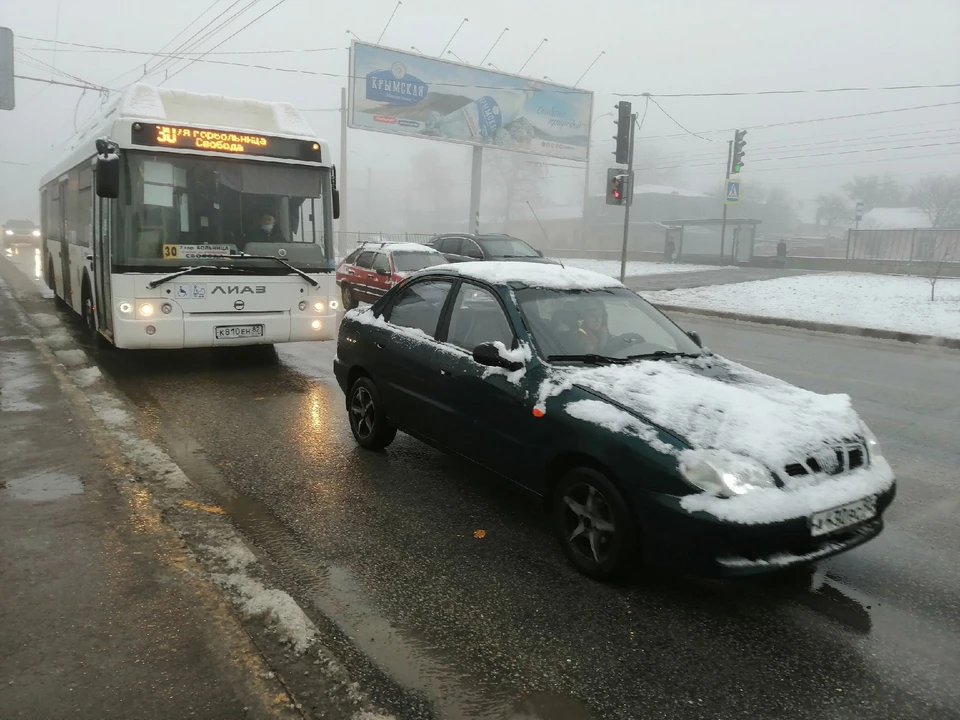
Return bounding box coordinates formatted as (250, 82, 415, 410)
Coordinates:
(627, 265, 813, 292)
(0, 272, 300, 719)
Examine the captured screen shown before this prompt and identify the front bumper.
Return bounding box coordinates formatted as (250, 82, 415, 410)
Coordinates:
(641, 482, 896, 577)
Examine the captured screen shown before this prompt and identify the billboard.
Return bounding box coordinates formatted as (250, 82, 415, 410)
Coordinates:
(348, 41, 593, 162)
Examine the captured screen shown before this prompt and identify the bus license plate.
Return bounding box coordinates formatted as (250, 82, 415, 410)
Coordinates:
(809, 496, 877, 537)
(215, 324, 264, 340)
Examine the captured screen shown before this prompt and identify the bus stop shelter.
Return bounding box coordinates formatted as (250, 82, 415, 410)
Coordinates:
(663, 218, 762, 264)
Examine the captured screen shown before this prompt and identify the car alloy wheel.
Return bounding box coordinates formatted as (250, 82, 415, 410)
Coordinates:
(347, 377, 397, 450)
(553, 468, 636, 581)
(341, 284, 356, 310)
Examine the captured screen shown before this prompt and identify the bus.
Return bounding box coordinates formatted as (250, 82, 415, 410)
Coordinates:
(39, 83, 341, 349)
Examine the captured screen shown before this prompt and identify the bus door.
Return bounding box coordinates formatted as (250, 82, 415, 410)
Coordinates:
(93, 196, 113, 334)
(58, 178, 72, 306)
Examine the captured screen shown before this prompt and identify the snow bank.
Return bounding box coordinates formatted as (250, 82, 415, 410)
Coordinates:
(562, 258, 737, 278)
(71, 366, 103, 388)
(211, 572, 317, 654)
(681, 457, 895, 523)
(538, 356, 861, 471)
(646, 272, 960, 340)
(435, 261, 623, 290)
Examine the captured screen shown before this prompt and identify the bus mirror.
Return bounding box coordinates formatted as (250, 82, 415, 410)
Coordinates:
(96, 155, 120, 199)
(333, 189, 341, 220)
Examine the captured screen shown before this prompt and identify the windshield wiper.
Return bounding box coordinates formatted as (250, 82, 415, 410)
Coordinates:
(231, 253, 319, 287)
(546, 354, 629, 365)
(148, 265, 239, 289)
(626, 350, 702, 361)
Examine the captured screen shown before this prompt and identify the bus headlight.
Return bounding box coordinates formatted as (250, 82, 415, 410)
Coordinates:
(139, 302, 155, 317)
(119, 302, 133, 314)
(329, 300, 339, 310)
(314, 301, 325, 313)
(311, 320, 322, 330)
(298, 300, 308, 311)
(160, 303, 172, 315)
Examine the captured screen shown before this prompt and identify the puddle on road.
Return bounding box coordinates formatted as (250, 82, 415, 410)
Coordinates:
(3, 470, 83, 501)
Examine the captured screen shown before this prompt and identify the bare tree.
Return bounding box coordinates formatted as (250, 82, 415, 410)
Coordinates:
(815, 193, 850, 226)
(911, 175, 960, 228)
(484, 150, 548, 227)
(765, 186, 792, 207)
(926, 231, 959, 301)
(843, 174, 905, 210)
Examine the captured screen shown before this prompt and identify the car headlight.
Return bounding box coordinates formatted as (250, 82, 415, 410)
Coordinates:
(679, 450, 776, 497)
(4, 229, 12, 236)
(32, 229, 41, 237)
(860, 423, 884, 461)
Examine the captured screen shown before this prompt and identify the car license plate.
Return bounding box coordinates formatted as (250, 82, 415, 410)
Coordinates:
(215, 324, 264, 340)
(809, 496, 877, 537)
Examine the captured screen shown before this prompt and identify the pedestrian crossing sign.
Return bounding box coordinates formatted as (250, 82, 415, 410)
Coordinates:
(725, 179, 741, 205)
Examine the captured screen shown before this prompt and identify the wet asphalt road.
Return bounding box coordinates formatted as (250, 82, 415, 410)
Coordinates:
(9, 250, 960, 719)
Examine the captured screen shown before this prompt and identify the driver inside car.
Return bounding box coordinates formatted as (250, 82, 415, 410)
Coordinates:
(577, 297, 610, 354)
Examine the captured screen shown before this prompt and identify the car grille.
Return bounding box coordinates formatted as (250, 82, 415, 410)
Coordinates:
(783, 442, 866, 478)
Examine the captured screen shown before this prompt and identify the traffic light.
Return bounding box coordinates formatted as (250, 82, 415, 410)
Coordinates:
(612, 101, 632, 165)
(731, 129, 747, 173)
(606, 168, 628, 205)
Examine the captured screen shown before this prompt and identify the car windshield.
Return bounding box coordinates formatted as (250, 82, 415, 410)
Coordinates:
(5, 220, 36, 230)
(478, 237, 539, 258)
(392, 251, 446, 272)
(115, 152, 334, 272)
(515, 286, 702, 360)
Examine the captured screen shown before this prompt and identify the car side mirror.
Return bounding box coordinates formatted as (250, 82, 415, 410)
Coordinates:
(686, 330, 703, 347)
(95, 154, 120, 199)
(465, 249, 482, 260)
(472, 342, 523, 371)
(333, 189, 341, 220)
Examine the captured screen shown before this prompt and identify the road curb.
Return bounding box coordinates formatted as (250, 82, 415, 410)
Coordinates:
(655, 304, 960, 351)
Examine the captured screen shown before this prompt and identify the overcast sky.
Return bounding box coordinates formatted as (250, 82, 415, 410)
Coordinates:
(1, 0, 959, 221)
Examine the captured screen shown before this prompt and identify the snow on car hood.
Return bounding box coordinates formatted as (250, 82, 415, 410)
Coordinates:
(540, 355, 862, 471)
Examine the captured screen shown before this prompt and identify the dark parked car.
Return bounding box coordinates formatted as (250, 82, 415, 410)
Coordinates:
(334, 262, 896, 581)
(426, 233, 561, 265)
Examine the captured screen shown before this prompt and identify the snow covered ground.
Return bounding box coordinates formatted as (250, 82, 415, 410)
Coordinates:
(558, 258, 737, 278)
(645, 272, 960, 339)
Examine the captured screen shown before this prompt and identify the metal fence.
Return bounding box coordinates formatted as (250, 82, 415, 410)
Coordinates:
(846, 228, 960, 263)
(333, 231, 435, 259)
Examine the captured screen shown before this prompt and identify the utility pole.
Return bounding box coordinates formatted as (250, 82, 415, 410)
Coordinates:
(719, 138, 732, 265)
(618, 112, 637, 283)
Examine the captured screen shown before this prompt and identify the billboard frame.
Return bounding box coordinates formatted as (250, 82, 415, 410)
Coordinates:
(347, 40, 594, 164)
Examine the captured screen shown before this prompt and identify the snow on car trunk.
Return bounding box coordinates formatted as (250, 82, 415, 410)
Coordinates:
(540, 356, 862, 473)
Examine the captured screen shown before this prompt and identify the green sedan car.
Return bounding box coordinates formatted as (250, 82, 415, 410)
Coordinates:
(333, 262, 896, 581)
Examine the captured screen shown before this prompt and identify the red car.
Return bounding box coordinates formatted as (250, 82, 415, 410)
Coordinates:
(336, 242, 447, 310)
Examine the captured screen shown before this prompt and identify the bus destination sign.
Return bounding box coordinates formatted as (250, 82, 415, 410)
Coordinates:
(130, 122, 322, 161)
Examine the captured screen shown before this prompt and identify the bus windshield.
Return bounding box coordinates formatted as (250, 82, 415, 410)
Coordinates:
(116, 152, 334, 272)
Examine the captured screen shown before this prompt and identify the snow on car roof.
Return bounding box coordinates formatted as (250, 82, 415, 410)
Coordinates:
(433, 261, 624, 290)
(386, 243, 440, 253)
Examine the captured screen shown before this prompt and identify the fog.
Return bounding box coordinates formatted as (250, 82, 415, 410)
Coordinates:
(1, 0, 958, 236)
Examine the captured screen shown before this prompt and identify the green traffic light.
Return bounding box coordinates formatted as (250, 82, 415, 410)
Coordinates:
(732, 163, 743, 173)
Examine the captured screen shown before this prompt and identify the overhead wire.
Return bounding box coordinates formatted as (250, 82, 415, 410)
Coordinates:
(162, 0, 291, 85)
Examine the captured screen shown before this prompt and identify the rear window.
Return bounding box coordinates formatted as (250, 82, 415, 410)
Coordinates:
(342, 248, 361, 265)
(392, 251, 446, 272)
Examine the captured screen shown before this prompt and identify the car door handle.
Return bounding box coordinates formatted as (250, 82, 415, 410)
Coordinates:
(374, 341, 384, 349)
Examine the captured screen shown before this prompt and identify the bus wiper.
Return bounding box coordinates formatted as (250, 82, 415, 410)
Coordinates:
(147, 265, 224, 289)
(546, 354, 628, 365)
(231, 253, 319, 287)
(626, 350, 702, 361)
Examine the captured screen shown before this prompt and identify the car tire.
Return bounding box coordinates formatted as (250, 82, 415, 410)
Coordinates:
(551, 468, 637, 582)
(341, 283, 357, 311)
(347, 376, 397, 450)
